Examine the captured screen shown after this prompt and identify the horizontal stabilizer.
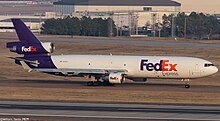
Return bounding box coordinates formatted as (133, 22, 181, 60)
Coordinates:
(20, 61, 32, 72)
(9, 57, 40, 65)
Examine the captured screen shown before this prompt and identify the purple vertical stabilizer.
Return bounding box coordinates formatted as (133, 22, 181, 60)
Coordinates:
(12, 19, 40, 43)
(7, 19, 55, 55)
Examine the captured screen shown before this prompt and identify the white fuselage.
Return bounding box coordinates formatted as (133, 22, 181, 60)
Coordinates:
(51, 55, 218, 79)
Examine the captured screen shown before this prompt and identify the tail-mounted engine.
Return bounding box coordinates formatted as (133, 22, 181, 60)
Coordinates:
(6, 42, 55, 54)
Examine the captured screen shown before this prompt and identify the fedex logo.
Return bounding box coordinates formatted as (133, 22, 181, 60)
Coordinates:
(140, 59, 177, 72)
(110, 77, 119, 80)
(22, 46, 37, 52)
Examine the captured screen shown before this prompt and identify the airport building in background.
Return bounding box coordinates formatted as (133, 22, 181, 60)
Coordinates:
(53, 0, 181, 35)
(0, 0, 181, 35)
(0, 0, 54, 32)
(0, 16, 48, 32)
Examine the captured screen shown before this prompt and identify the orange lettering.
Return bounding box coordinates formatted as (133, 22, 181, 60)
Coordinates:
(162, 60, 169, 71)
(169, 64, 177, 71)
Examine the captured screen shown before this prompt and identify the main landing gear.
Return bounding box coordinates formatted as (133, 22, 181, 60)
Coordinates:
(86, 81, 114, 86)
(86, 77, 114, 86)
(87, 81, 102, 86)
(181, 79, 190, 88)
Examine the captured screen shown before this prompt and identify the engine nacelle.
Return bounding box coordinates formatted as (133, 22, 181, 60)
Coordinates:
(41, 42, 55, 53)
(102, 73, 124, 84)
(6, 42, 55, 54)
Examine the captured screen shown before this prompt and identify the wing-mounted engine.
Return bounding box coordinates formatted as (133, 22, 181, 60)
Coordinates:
(102, 72, 125, 84)
(6, 42, 55, 54)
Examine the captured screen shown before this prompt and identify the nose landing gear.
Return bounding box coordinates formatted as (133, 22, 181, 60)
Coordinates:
(185, 84, 190, 88)
(181, 79, 190, 88)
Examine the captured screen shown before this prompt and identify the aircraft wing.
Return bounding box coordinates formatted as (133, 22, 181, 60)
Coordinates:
(11, 57, 128, 76)
(31, 68, 128, 76)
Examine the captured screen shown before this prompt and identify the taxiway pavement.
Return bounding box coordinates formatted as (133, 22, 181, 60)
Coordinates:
(0, 101, 219, 121)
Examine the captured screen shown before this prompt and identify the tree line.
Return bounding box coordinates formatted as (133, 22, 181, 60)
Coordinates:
(41, 12, 220, 39)
(160, 12, 220, 39)
(41, 16, 116, 37)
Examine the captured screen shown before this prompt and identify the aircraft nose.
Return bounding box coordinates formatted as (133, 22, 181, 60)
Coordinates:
(214, 66, 219, 74)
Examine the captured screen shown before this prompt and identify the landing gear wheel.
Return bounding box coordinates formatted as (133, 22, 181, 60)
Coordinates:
(103, 81, 110, 86)
(103, 81, 114, 86)
(181, 79, 191, 89)
(87, 81, 103, 86)
(93, 81, 102, 86)
(185, 84, 190, 88)
(87, 81, 94, 86)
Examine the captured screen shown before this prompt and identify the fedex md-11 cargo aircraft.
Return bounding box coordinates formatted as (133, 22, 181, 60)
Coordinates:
(7, 19, 218, 88)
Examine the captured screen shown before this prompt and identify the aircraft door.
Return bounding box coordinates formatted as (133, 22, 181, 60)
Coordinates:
(195, 64, 199, 71)
(191, 63, 201, 77)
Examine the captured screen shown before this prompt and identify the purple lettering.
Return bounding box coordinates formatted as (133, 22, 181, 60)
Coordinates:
(140, 59, 148, 71)
(147, 63, 154, 71)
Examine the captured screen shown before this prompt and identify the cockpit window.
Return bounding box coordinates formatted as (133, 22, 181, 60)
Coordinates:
(204, 63, 215, 67)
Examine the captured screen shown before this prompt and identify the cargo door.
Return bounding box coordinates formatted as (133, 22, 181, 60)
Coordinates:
(191, 63, 201, 77)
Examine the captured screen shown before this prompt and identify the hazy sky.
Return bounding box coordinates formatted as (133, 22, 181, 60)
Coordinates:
(175, 0, 220, 14)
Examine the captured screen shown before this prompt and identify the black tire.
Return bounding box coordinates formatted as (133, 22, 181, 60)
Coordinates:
(103, 81, 115, 86)
(103, 81, 111, 86)
(185, 84, 190, 88)
(87, 81, 94, 86)
(93, 81, 102, 86)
